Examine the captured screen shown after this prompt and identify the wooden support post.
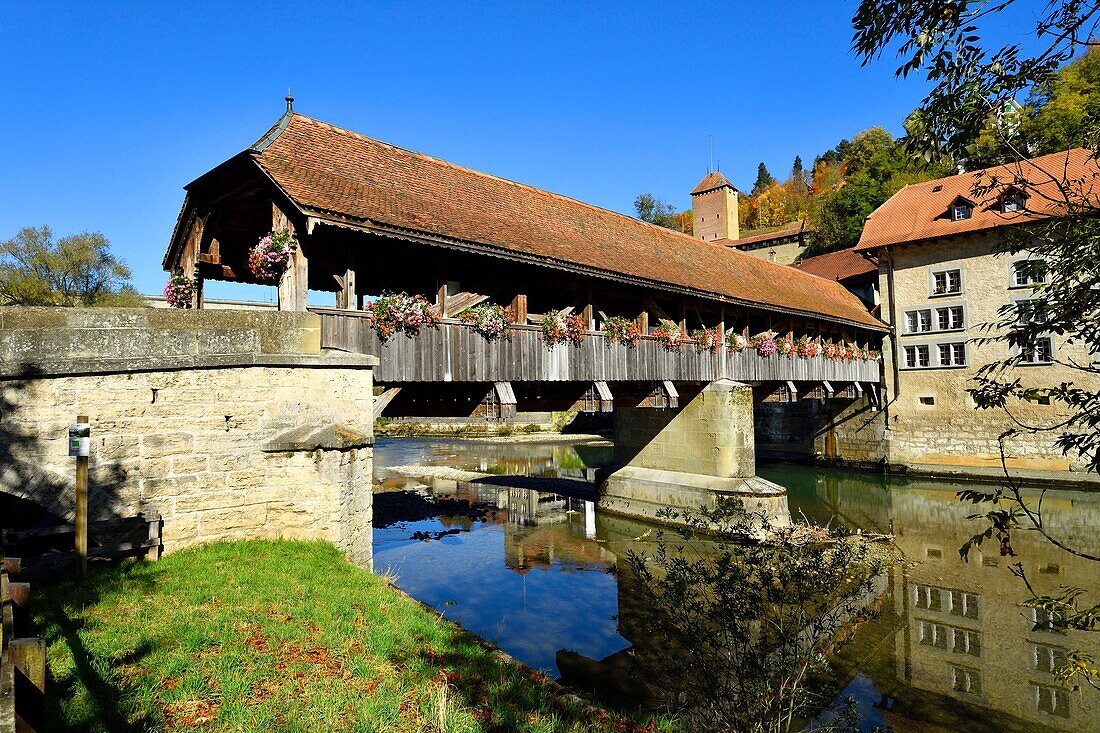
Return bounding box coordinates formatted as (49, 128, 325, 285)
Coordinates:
(436, 283, 448, 318)
(10, 637, 46, 733)
(75, 413, 88, 582)
(274, 202, 308, 312)
(581, 304, 594, 331)
(636, 310, 649, 334)
(336, 267, 357, 310)
(147, 511, 162, 562)
(510, 293, 528, 324)
(193, 265, 205, 310)
(8, 582, 29, 639)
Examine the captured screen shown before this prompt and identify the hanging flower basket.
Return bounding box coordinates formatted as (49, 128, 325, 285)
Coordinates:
(822, 341, 840, 360)
(726, 332, 748, 353)
(603, 316, 641, 347)
(751, 331, 778, 357)
(248, 229, 297, 282)
(653, 322, 685, 352)
(866, 349, 881, 362)
(459, 303, 513, 341)
(796, 336, 820, 359)
(775, 334, 796, 357)
(542, 310, 587, 346)
(691, 327, 720, 353)
(364, 291, 441, 341)
(163, 270, 196, 309)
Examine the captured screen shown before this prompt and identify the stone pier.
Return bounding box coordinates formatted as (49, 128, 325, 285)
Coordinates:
(599, 379, 790, 533)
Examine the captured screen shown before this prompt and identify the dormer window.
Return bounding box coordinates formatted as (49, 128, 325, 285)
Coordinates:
(1001, 189, 1026, 213)
(952, 204, 972, 221)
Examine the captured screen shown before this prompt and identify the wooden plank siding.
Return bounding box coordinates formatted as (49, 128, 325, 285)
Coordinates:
(315, 310, 882, 385)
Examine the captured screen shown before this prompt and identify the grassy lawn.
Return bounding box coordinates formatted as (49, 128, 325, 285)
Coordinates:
(34, 540, 670, 732)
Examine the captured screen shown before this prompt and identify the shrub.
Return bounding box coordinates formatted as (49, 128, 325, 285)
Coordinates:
(458, 303, 512, 341)
(364, 291, 441, 341)
(603, 315, 642, 347)
(248, 229, 296, 282)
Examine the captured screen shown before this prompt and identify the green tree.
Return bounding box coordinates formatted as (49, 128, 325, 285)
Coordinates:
(633, 193, 681, 230)
(752, 162, 776, 195)
(792, 155, 806, 185)
(852, 0, 1100, 688)
(0, 226, 144, 307)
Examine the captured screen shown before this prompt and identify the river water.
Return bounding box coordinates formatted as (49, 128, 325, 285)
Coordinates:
(372, 437, 1099, 732)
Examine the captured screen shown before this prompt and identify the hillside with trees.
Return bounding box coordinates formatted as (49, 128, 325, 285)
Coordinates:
(634, 46, 1100, 256)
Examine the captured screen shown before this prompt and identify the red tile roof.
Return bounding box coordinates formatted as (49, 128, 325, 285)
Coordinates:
(792, 247, 877, 283)
(856, 148, 1100, 252)
(725, 220, 807, 248)
(691, 171, 736, 195)
(245, 113, 882, 329)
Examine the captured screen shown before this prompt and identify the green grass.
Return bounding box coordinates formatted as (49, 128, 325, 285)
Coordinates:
(34, 540, 670, 732)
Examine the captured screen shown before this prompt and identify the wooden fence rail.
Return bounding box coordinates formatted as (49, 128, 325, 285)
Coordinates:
(2, 510, 162, 580)
(1, 560, 45, 733)
(316, 311, 883, 385)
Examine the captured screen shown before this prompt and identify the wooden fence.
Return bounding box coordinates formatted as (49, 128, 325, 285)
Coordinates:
(1, 560, 44, 733)
(317, 311, 882, 385)
(2, 510, 162, 580)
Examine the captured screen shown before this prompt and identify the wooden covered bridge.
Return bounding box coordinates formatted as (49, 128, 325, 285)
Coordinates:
(163, 100, 886, 420)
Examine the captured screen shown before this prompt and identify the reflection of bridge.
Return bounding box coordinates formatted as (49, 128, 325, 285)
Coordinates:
(162, 104, 889, 522)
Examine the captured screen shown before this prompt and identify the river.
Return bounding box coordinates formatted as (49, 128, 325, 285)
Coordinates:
(372, 436, 1099, 732)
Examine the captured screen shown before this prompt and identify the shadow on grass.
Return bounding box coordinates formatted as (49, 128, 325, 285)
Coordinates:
(398, 629, 658, 733)
(34, 563, 161, 732)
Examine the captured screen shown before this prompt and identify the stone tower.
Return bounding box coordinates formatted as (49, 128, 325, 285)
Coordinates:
(691, 171, 739, 242)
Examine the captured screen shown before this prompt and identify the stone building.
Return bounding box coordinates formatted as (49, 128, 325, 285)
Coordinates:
(856, 148, 1100, 478)
(688, 172, 809, 264)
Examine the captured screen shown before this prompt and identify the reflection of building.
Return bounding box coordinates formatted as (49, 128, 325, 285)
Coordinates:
(890, 485, 1100, 732)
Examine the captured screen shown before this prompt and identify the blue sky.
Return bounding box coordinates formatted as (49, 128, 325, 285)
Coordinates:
(2, 1, 936, 299)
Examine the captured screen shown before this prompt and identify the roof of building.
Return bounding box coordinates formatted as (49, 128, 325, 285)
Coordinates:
(202, 112, 882, 329)
(690, 171, 737, 196)
(792, 247, 877, 283)
(724, 220, 807, 249)
(856, 148, 1100, 252)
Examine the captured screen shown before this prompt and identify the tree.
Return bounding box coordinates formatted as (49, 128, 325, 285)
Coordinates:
(752, 162, 776, 195)
(621, 501, 883, 732)
(0, 226, 144, 307)
(633, 193, 681, 230)
(852, 0, 1100, 687)
(792, 155, 806, 186)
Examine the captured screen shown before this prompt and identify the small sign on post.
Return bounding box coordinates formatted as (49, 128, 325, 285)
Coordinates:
(70, 416, 90, 580)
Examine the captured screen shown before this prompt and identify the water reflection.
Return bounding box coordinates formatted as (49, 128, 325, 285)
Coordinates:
(373, 438, 1099, 732)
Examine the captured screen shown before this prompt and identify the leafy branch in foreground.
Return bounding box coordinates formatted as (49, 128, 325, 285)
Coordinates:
(618, 500, 886, 733)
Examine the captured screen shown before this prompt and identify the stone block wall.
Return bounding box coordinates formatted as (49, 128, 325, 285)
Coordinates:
(0, 308, 376, 563)
(755, 396, 887, 466)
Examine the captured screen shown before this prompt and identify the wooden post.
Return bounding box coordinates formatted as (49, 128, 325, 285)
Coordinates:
(436, 283, 448, 318)
(581, 303, 594, 331)
(510, 293, 528, 324)
(192, 264, 205, 310)
(636, 310, 649, 335)
(336, 267, 357, 310)
(8, 582, 29, 639)
(10, 637, 47, 732)
(274, 202, 308, 312)
(75, 413, 88, 581)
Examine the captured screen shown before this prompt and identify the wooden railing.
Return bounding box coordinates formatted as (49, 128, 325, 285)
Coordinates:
(316, 310, 882, 385)
(1, 560, 44, 733)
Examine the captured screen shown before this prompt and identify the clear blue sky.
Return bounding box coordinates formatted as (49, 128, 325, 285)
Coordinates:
(1, 1, 935, 299)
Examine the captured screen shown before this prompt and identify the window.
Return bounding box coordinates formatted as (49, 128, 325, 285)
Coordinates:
(1021, 337, 1054, 365)
(905, 309, 932, 333)
(918, 395, 936, 406)
(953, 628, 982, 657)
(1034, 684, 1071, 718)
(1031, 607, 1064, 634)
(1002, 190, 1026, 213)
(938, 342, 966, 367)
(953, 204, 972, 220)
(915, 585, 942, 611)
(1017, 299, 1048, 324)
(1034, 644, 1067, 674)
(1013, 260, 1047, 287)
(948, 590, 980, 620)
(937, 306, 964, 330)
(918, 621, 949, 649)
(904, 345, 930, 368)
(951, 666, 982, 696)
(932, 268, 963, 295)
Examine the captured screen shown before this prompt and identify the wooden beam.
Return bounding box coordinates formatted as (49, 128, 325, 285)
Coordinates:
(274, 202, 308, 312)
(510, 293, 528, 324)
(336, 267, 357, 310)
